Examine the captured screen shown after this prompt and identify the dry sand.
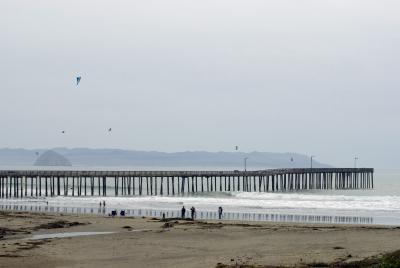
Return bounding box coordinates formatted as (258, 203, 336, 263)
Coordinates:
(1, 211, 400, 268)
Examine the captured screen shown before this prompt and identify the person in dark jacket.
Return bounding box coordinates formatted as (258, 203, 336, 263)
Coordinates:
(218, 206, 223, 219)
(190, 206, 196, 220)
(181, 206, 186, 219)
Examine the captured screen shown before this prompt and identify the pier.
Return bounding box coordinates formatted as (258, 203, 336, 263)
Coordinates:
(0, 168, 374, 198)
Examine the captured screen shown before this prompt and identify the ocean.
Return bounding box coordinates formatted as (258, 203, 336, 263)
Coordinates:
(1, 167, 399, 226)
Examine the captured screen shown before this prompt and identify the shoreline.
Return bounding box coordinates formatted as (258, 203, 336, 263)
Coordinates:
(1, 211, 400, 267)
(0, 202, 378, 226)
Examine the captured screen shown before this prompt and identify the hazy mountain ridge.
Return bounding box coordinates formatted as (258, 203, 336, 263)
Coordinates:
(0, 148, 330, 168)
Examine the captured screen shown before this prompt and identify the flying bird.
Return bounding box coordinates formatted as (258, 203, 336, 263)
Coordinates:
(108, 128, 112, 132)
(76, 76, 81, 86)
(61, 130, 65, 134)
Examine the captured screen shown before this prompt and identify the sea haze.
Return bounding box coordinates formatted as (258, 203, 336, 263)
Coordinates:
(0, 148, 330, 168)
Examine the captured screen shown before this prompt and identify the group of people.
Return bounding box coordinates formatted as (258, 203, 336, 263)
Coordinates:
(180, 206, 197, 220)
(98, 201, 224, 221)
(181, 206, 224, 220)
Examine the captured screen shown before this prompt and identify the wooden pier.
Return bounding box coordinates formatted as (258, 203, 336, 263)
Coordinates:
(0, 168, 374, 198)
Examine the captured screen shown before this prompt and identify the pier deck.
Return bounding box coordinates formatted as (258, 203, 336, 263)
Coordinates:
(0, 168, 374, 198)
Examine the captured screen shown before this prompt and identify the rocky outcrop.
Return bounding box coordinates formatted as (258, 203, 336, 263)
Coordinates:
(34, 150, 72, 166)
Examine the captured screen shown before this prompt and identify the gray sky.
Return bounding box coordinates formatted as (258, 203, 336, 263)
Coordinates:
(1, 0, 400, 168)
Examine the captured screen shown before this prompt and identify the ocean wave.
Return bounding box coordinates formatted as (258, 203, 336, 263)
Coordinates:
(2, 192, 400, 213)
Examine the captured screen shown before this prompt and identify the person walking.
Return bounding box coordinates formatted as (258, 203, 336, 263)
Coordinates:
(190, 206, 196, 220)
(181, 206, 186, 219)
(218, 206, 223, 219)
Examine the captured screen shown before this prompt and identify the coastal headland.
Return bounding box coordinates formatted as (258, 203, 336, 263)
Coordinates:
(1, 211, 400, 268)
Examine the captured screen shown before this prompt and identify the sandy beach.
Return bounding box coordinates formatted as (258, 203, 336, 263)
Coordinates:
(0, 211, 399, 268)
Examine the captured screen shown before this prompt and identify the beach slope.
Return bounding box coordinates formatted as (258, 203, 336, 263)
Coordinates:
(1, 212, 400, 268)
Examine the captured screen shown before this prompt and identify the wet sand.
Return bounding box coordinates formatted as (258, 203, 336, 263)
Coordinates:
(1, 211, 400, 268)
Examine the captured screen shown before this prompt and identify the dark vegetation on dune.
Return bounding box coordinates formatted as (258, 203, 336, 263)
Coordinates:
(33, 220, 85, 230)
(216, 249, 400, 268)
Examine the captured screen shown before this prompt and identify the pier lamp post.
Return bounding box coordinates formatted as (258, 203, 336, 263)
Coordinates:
(310, 155, 316, 169)
(244, 157, 248, 172)
(354, 157, 359, 168)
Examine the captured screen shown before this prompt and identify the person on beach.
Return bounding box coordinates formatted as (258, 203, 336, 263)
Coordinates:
(99, 202, 102, 207)
(181, 206, 186, 219)
(218, 206, 223, 219)
(103, 201, 106, 207)
(190, 206, 196, 220)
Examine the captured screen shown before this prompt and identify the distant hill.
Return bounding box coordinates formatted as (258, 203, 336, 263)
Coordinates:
(0, 148, 331, 168)
(34, 150, 72, 166)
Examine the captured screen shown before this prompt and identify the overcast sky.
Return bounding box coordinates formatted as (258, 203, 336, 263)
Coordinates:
(1, 0, 400, 168)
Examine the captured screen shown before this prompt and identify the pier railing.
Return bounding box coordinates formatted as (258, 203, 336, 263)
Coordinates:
(0, 168, 374, 198)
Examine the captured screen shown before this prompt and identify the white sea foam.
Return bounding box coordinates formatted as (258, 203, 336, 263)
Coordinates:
(3, 192, 400, 214)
